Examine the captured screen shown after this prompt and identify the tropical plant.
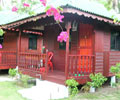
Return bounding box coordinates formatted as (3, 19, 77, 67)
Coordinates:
(17, 73, 34, 88)
(110, 63, 120, 81)
(81, 84, 90, 93)
(0, 29, 4, 36)
(65, 79, 79, 97)
(87, 73, 107, 88)
(8, 68, 17, 77)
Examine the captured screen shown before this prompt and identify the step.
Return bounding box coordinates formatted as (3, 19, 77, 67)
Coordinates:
(18, 79, 69, 100)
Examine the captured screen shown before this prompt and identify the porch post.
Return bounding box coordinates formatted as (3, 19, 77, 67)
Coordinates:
(65, 22, 71, 79)
(17, 30, 21, 66)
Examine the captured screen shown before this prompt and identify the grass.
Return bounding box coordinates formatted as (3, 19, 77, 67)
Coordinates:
(1, 80, 120, 100)
(58, 85, 120, 100)
(0, 81, 27, 100)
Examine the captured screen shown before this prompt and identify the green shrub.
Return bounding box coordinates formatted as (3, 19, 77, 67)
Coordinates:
(110, 66, 120, 74)
(81, 84, 90, 93)
(87, 73, 107, 88)
(17, 73, 34, 88)
(110, 63, 120, 79)
(65, 79, 79, 97)
(9, 68, 17, 77)
(0, 29, 4, 36)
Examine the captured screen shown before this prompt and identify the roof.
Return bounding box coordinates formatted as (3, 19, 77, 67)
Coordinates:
(0, 0, 118, 26)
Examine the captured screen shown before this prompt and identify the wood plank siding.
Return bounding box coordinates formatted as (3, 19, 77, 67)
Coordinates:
(95, 52, 104, 74)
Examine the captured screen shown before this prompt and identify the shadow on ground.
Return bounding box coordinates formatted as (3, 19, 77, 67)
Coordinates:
(0, 70, 8, 76)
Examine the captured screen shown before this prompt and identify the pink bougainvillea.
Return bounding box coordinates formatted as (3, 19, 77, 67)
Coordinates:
(46, 7, 58, 16)
(23, 3, 30, 7)
(54, 13, 64, 22)
(12, 6, 18, 12)
(11, 0, 69, 43)
(46, 6, 64, 22)
(40, 0, 46, 6)
(46, 7, 67, 41)
(57, 31, 68, 42)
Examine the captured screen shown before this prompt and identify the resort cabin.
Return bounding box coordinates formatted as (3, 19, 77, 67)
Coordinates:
(0, 0, 120, 84)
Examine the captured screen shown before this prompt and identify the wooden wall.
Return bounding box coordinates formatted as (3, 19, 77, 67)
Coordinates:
(93, 25, 120, 77)
(70, 31, 78, 54)
(44, 25, 66, 71)
(20, 33, 43, 53)
(94, 26, 110, 75)
(94, 28, 104, 74)
(43, 24, 79, 72)
(2, 31, 17, 51)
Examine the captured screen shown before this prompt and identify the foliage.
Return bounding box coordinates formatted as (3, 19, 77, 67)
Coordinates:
(87, 73, 107, 88)
(110, 66, 120, 74)
(19, 74, 30, 87)
(110, 63, 120, 78)
(0, 29, 4, 36)
(11, 0, 68, 43)
(98, 0, 113, 11)
(81, 84, 90, 93)
(17, 73, 34, 88)
(8, 68, 17, 77)
(11, 0, 39, 15)
(65, 79, 79, 97)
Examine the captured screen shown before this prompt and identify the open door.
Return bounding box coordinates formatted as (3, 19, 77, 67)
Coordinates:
(78, 23, 93, 72)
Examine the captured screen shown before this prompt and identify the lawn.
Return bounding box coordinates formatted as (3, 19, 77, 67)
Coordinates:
(60, 86, 120, 100)
(1, 81, 120, 100)
(0, 81, 27, 100)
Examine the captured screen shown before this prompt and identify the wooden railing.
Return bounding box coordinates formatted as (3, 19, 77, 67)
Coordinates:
(68, 55, 94, 78)
(19, 52, 48, 78)
(0, 51, 17, 69)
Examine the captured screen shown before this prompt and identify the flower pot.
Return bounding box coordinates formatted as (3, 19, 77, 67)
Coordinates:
(90, 86, 95, 93)
(111, 76, 116, 87)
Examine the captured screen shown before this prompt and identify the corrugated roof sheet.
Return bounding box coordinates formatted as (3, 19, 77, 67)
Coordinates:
(0, 0, 117, 25)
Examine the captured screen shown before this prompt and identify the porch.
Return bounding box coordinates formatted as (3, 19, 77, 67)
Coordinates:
(0, 49, 95, 84)
(0, 22, 95, 84)
(18, 52, 95, 84)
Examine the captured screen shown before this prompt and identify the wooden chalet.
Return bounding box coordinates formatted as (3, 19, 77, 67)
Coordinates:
(0, 0, 120, 84)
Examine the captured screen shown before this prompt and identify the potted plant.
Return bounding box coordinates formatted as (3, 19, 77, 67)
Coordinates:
(110, 63, 120, 86)
(87, 73, 107, 93)
(65, 79, 79, 97)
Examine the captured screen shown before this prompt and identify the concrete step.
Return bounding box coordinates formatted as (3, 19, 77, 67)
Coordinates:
(18, 79, 69, 100)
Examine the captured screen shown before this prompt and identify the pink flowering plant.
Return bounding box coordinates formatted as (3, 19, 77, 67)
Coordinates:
(23, 3, 30, 7)
(12, 6, 18, 12)
(57, 31, 68, 42)
(11, 0, 69, 43)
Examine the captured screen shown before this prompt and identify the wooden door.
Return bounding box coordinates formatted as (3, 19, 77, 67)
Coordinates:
(78, 23, 93, 55)
(78, 23, 93, 72)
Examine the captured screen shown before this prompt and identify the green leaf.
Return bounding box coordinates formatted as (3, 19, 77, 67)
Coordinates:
(0, 29, 4, 36)
(0, 6, 2, 11)
(29, 11, 36, 16)
(57, 6, 63, 11)
(45, 6, 51, 12)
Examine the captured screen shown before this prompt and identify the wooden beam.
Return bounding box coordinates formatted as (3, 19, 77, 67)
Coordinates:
(65, 22, 71, 79)
(17, 30, 21, 66)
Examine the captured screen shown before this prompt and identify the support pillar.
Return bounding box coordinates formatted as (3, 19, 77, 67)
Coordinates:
(17, 30, 21, 66)
(65, 22, 71, 79)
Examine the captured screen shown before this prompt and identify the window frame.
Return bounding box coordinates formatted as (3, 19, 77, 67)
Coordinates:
(28, 34, 38, 50)
(111, 31, 120, 51)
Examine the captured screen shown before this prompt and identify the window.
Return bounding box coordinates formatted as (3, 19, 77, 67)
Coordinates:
(0, 35, 3, 44)
(29, 34, 37, 50)
(111, 32, 120, 50)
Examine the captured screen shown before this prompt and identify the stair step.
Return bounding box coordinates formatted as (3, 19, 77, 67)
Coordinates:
(19, 80, 69, 100)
